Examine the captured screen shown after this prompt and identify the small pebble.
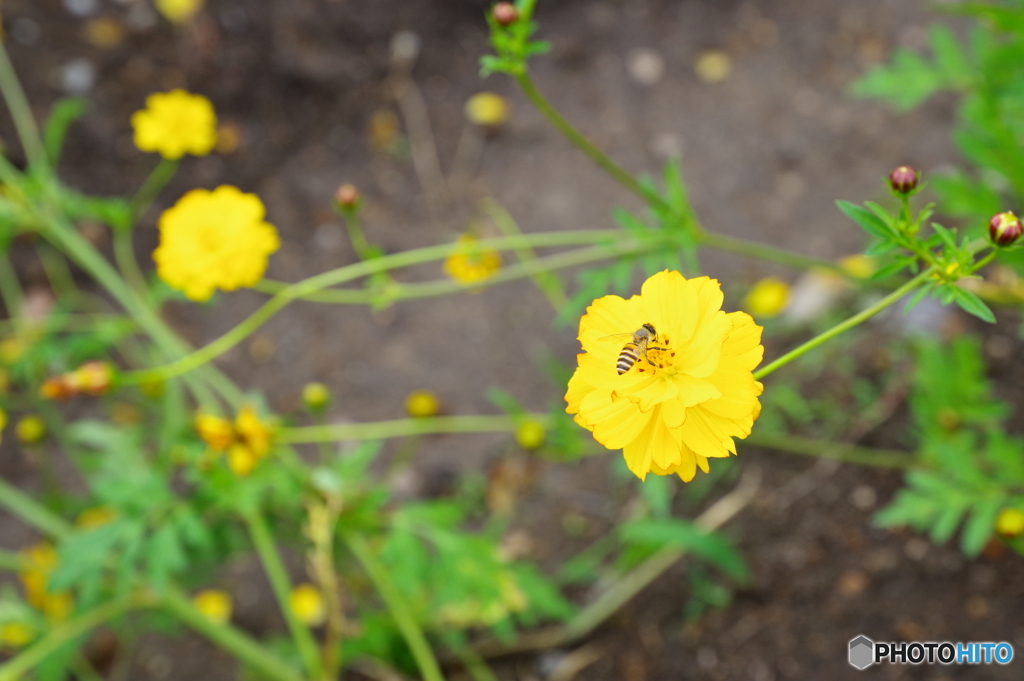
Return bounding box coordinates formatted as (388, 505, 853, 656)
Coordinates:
(63, 0, 99, 18)
(59, 58, 98, 95)
(627, 49, 665, 85)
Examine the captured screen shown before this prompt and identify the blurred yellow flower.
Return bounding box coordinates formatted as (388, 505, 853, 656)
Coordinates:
(515, 420, 545, 450)
(405, 389, 440, 418)
(155, 0, 205, 24)
(996, 508, 1024, 537)
(19, 542, 74, 621)
(694, 50, 732, 83)
(839, 254, 877, 279)
(566, 271, 763, 481)
(16, 413, 48, 446)
(75, 506, 116, 529)
(290, 583, 326, 627)
(743, 276, 790, 319)
(154, 186, 280, 301)
(192, 589, 232, 625)
(0, 623, 33, 648)
(437, 571, 526, 627)
(465, 92, 510, 127)
(444, 235, 501, 285)
(132, 89, 217, 159)
(301, 382, 331, 412)
(195, 405, 275, 477)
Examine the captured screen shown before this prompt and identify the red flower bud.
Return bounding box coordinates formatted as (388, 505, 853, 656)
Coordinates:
(989, 211, 1023, 247)
(72, 361, 115, 396)
(334, 184, 360, 210)
(888, 166, 918, 194)
(40, 376, 75, 401)
(492, 2, 519, 26)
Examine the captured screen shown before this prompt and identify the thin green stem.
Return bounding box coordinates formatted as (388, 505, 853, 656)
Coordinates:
(744, 431, 914, 468)
(0, 594, 148, 681)
(754, 268, 935, 380)
(279, 415, 528, 444)
(0, 251, 26, 328)
(128, 158, 179, 221)
(113, 227, 149, 294)
(483, 198, 569, 311)
(344, 533, 446, 681)
(514, 73, 665, 210)
(0, 41, 45, 169)
(342, 210, 373, 261)
(122, 232, 631, 384)
(161, 588, 305, 681)
(697, 230, 848, 277)
(243, 508, 323, 680)
(0, 475, 72, 539)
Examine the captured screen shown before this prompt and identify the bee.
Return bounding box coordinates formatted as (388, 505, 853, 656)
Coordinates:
(602, 323, 669, 375)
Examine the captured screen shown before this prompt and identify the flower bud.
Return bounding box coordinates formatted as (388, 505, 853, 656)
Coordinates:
(290, 583, 326, 627)
(989, 211, 1023, 247)
(15, 415, 46, 444)
(302, 382, 331, 413)
(492, 2, 518, 26)
(515, 420, 545, 450)
(40, 376, 75, 401)
(405, 389, 440, 418)
(334, 184, 360, 211)
(192, 589, 233, 625)
(888, 166, 918, 194)
(996, 508, 1024, 537)
(72, 361, 115, 396)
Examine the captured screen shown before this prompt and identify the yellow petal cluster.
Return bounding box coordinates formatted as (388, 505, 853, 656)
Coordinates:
(444, 235, 502, 285)
(743, 276, 789, 319)
(156, 0, 204, 24)
(290, 583, 326, 627)
(19, 542, 74, 621)
(195, 405, 275, 476)
(131, 89, 216, 159)
(565, 271, 764, 481)
(192, 589, 232, 624)
(154, 186, 280, 302)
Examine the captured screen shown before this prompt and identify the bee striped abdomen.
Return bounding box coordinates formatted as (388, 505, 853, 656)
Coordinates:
(616, 343, 639, 374)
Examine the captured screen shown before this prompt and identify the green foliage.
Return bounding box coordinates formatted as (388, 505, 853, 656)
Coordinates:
(875, 336, 1024, 556)
(618, 518, 750, 583)
(480, 0, 550, 77)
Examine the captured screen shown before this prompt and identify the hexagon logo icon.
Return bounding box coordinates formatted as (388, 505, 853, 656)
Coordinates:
(849, 635, 874, 670)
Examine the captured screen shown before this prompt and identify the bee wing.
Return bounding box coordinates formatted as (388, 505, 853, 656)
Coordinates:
(597, 332, 635, 342)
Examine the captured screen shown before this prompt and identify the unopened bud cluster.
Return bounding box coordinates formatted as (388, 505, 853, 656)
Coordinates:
(334, 184, 360, 211)
(989, 211, 1022, 247)
(40, 361, 115, 400)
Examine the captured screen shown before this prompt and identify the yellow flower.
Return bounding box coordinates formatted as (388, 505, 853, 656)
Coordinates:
(515, 420, 545, 450)
(227, 443, 257, 477)
(405, 389, 440, 417)
(996, 508, 1024, 537)
(155, 0, 204, 24)
(838, 254, 877, 279)
(192, 589, 232, 625)
(0, 623, 33, 648)
(131, 89, 216, 159)
(75, 506, 116, 529)
(290, 583, 326, 627)
(195, 405, 274, 476)
(194, 413, 235, 452)
(154, 186, 280, 301)
(19, 542, 74, 621)
(465, 92, 510, 127)
(742, 276, 790, 319)
(301, 383, 331, 412)
(565, 271, 763, 481)
(235, 405, 274, 459)
(444, 235, 502, 285)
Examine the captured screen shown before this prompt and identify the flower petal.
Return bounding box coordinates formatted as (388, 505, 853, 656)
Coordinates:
(677, 309, 732, 378)
(678, 406, 736, 458)
(579, 294, 644, 356)
(640, 270, 696, 341)
(578, 388, 653, 449)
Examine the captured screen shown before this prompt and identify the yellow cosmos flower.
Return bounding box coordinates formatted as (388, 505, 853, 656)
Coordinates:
(565, 271, 764, 481)
(131, 90, 217, 159)
(996, 508, 1024, 537)
(154, 186, 280, 302)
(742, 276, 789, 319)
(444, 235, 502, 285)
(19, 542, 74, 621)
(194, 405, 275, 477)
(289, 583, 326, 627)
(192, 589, 232, 625)
(155, 0, 204, 24)
(465, 92, 510, 127)
(405, 389, 440, 417)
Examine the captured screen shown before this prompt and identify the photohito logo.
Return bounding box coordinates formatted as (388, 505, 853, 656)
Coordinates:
(848, 635, 1014, 669)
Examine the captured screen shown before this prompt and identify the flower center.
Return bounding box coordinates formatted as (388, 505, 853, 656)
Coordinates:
(633, 333, 677, 377)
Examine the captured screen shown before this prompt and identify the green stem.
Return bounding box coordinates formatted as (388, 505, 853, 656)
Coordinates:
(243, 508, 323, 680)
(0, 251, 26, 328)
(122, 232, 630, 384)
(514, 73, 665, 210)
(128, 158, 179, 221)
(161, 588, 306, 681)
(113, 227, 149, 295)
(0, 475, 72, 539)
(753, 269, 934, 380)
(744, 431, 914, 468)
(0, 41, 45, 170)
(344, 533, 446, 681)
(279, 414, 528, 444)
(253, 241, 637, 306)
(342, 210, 373, 261)
(483, 199, 569, 311)
(697, 230, 847, 276)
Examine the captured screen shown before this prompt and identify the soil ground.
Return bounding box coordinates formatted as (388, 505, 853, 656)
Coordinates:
(3, 0, 1024, 679)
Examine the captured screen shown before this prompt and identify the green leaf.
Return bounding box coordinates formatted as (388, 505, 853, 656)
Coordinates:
(870, 259, 913, 281)
(950, 286, 996, 322)
(961, 497, 1002, 557)
(43, 97, 89, 166)
(850, 48, 946, 110)
(929, 24, 973, 89)
(620, 519, 749, 582)
(836, 200, 894, 239)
